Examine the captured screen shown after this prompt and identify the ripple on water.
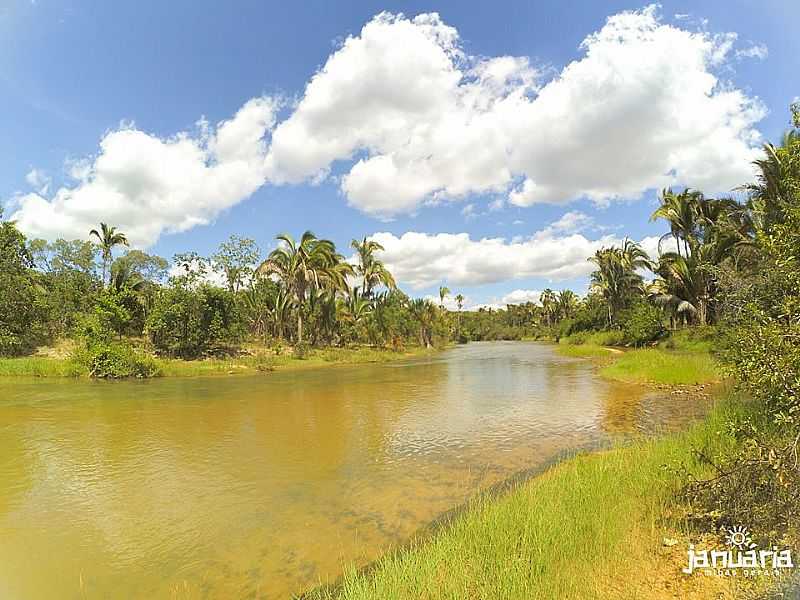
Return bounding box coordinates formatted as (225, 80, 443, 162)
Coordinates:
(0, 342, 712, 599)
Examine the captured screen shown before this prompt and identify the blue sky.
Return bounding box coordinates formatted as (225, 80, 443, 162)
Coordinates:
(1, 1, 797, 307)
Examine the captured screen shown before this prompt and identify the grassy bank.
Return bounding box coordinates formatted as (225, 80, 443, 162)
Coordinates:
(0, 356, 84, 377)
(310, 396, 776, 600)
(556, 328, 720, 385)
(0, 345, 435, 378)
(599, 348, 719, 385)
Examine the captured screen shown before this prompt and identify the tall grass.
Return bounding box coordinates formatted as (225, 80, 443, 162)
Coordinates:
(309, 401, 748, 600)
(0, 356, 85, 377)
(556, 344, 618, 359)
(600, 349, 719, 385)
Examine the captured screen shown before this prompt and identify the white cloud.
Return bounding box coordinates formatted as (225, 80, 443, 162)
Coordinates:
(371, 209, 682, 290)
(11, 97, 277, 246)
(534, 210, 593, 237)
(370, 228, 618, 289)
(639, 234, 680, 259)
(266, 7, 764, 217)
(500, 289, 543, 304)
(735, 44, 768, 60)
(25, 168, 51, 195)
(7, 7, 767, 245)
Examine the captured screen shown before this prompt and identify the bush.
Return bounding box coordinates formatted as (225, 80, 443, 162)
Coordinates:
(560, 330, 589, 345)
(585, 329, 626, 346)
(292, 340, 311, 359)
(147, 284, 243, 358)
(620, 301, 665, 347)
(71, 339, 161, 378)
(70, 312, 160, 378)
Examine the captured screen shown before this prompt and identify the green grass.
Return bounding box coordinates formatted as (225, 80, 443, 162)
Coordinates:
(555, 344, 618, 359)
(0, 356, 84, 377)
(0, 345, 435, 378)
(158, 346, 434, 377)
(657, 327, 716, 354)
(309, 400, 746, 600)
(559, 330, 627, 346)
(599, 348, 719, 385)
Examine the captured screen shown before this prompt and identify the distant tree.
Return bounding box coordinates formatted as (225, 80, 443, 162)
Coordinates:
(89, 223, 128, 286)
(438, 286, 450, 310)
(351, 237, 396, 297)
(212, 235, 260, 293)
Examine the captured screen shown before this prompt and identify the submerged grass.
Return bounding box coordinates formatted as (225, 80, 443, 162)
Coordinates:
(310, 399, 757, 600)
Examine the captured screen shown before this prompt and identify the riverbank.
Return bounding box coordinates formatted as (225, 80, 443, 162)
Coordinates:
(556, 328, 720, 386)
(305, 344, 791, 599)
(307, 397, 736, 599)
(309, 391, 791, 600)
(0, 345, 436, 378)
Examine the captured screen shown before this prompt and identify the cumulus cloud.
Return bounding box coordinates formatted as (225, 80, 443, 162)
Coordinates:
(370, 210, 681, 290)
(266, 6, 764, 217)
(11, 98, 277, 246)
(8, 7, 767, 244)
(369, 228, 618, 289)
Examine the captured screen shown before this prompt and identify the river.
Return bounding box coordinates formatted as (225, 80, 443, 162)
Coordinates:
(0, 342, 710, 598)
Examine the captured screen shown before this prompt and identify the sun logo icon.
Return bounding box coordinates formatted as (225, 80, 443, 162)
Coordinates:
(725, 525, 757, 550)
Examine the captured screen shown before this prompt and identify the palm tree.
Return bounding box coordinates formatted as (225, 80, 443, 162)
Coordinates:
(351, 237, 396, 297)
(438, 286, 450, 310)
(109, 260, 146, 293)
(257, 231, 347, 344)
(589, 239, 649, 327)
(539, 289, 557, 327)
(454, 293, 465, 337)
(409, 298, 437, 348)
(650, 188, 699, 257)
(266, 287, 294, 341)
(739, 130, 800, 234)
(556, 290, 579, 321)
(89, 223, 128, 286)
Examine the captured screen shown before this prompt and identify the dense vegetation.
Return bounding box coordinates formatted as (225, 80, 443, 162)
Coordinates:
(0, 213, 457, 373)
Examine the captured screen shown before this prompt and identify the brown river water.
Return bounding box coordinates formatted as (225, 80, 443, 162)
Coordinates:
(0, 342, 710, 599)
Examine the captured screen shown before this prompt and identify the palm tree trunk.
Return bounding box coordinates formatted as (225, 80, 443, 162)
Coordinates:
(297, 312, 303, 343)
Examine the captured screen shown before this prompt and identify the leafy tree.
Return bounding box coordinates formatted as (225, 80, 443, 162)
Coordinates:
(212, 235, 260, 293)
(0, 219, 47, 354)
(113, 250, 168, 284)
(29, 238, 100, 336)
(147, 283, 242, 358)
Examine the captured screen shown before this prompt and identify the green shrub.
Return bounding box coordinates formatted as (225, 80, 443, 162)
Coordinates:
(620, 301, 665, 347)
(585, 329, 626, 346)
(658, 326, 715, 353)
(71, 339, 161, 378)
(560, 330, 589, 345)
(292, 340, 311, 359)
(147, 284, 243, 358)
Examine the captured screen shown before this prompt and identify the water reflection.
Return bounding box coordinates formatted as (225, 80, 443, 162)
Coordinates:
(0, 342, 710, 599)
